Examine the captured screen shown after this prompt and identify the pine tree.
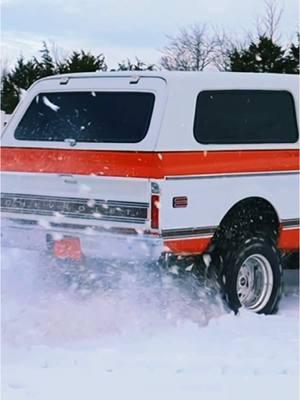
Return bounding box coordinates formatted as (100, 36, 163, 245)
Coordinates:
(34, 41, 57, 77)
(1, 57, 45, 114)
(116, 57, 156, 71)
(1, 75, 19, 114)
(1, 45, 108, 113)
(58, 51, 107, 73)
(283, 34, 299, 74)
(229, 36, 295, 73)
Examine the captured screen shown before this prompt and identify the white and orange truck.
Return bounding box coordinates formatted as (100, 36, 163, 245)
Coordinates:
(1, 71, 299, 314)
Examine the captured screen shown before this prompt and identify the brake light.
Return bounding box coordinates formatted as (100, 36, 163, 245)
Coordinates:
(151, 194, 160, 229)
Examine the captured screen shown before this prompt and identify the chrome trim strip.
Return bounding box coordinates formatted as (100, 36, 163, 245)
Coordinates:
(281, 218, 300, 228)
(162, 226, 216, 239)
(5, 218, 156, 238)
(166, 170, 300, 180)
(3, 210, 147, 224)
(1, 193, 148, 208)
(1, 193, 149, 224)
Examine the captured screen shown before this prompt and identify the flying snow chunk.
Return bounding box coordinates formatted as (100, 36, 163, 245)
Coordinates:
(38, 219, 50, 229)
(203, 254, 212, 268)
(255, 54, 262, 62)
(169, 265, 179, 275)
(53, 211, 64, 221)
(87, 199, 96, 208)
(185, 264, 194, 272)
(52, 232, 64, 240)
(79, 184, 91, 193)
(84, 227, 96, 235)
(42, 96, 60, 112)
(93, 212, 102, 219)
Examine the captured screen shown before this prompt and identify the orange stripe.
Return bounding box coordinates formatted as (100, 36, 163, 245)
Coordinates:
(1, 148, 299, 178)
(164, 237, 211, 255)
(278, 228, 300, 251)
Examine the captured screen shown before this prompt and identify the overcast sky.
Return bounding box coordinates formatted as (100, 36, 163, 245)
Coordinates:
(1, 0, 299, 69)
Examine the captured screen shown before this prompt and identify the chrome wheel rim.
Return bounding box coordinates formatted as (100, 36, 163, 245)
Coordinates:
(236, 254, 273, 312)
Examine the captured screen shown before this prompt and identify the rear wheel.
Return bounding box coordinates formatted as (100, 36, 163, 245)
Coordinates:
(222, 237, 282, 314)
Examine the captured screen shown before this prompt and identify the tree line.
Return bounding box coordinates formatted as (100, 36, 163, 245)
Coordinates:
(1, 0, 299, 114)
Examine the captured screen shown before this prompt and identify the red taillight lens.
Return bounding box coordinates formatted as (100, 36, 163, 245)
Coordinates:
(151, 194, 160, 229)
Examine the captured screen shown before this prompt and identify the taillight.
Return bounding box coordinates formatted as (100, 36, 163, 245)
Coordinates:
(151, 194, 160, 229)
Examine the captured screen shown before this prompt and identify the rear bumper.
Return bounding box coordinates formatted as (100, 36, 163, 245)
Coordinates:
(1, 219, 163, 262)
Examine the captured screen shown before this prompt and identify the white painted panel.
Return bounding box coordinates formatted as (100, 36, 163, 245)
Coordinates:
(161, 173, 300, 230)
(2, 172, 150, 202)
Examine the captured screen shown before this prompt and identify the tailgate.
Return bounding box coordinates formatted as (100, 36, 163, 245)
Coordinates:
(1, 171, 151, 231)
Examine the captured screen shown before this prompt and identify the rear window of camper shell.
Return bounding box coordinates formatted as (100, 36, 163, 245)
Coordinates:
(14, 91, 155, 143)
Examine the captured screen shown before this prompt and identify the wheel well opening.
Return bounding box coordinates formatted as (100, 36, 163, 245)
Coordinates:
(211, 197, 280, 252)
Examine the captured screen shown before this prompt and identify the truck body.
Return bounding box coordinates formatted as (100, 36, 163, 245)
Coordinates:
(1, 71, 299, 313)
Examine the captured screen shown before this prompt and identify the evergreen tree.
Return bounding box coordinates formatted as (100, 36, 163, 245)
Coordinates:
(1, 74, 19, 114)
(228, 36, 296, 73)
(58, 51, 107, 73)
(34, 41, 57, 77)
(116, 57, 156, 71)
(284, 34, 299, 74)
(1, 57, 48, 114)
(1, 45, 108, 113)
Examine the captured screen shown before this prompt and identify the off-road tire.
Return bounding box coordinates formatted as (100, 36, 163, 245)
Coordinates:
(222, 237, 282, 314)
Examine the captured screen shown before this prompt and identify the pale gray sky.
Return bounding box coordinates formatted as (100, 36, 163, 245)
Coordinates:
(1, 0, 299, 69)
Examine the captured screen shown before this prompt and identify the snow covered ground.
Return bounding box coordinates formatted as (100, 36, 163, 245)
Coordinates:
(1, 248, 299, 400)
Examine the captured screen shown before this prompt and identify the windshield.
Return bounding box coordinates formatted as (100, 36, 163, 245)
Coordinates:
(14, 91, 155, 143)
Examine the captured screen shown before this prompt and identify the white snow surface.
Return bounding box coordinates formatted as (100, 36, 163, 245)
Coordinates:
(1, 248, 299, 400)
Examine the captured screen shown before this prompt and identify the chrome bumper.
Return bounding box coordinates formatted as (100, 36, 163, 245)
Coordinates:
(1, 219, 163, 261)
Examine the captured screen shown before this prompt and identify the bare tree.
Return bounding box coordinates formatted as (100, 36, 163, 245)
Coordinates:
(160, 24, 217, 71)
(257, 0, 283, 42)
(214, 0, 285, 71)
(1, 58, 10, 81)
(213, 29, 236, 71)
